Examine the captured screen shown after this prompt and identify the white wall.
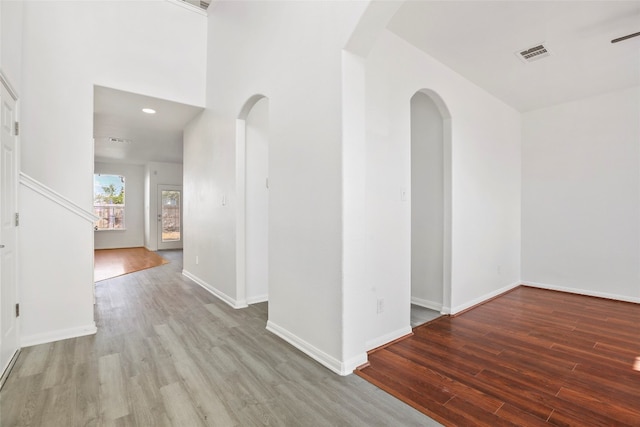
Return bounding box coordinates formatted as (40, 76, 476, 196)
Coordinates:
(145, 161, 183, 251)
(19, 1, 206, 345)
(1, 0, 23, 90)
(411, 91, 444, 310)
(341, 50, 369, 369)
(192, 3, 521, 372)
(94, 162, 145, 250)
(19, 184, 96, 346)
(184, 109, 239, 308)
(522, 86, 640, 302)
(184, 0, 366, 374)
(353, 30, 522, 354)
(22, 1, 205, 204)
(245, 97, 269, 304)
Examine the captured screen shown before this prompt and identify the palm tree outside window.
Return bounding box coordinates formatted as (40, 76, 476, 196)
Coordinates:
(94, 174, 125, 230)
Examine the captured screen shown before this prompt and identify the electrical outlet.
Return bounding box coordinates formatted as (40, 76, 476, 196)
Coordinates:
(377, 298, 384, 314)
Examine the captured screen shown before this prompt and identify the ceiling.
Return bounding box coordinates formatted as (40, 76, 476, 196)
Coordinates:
(94, 86, 203, 164)
(387, 1, 640, 112)
(94, 1, 639, 159)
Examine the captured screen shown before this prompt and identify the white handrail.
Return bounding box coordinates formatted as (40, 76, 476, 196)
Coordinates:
(19, 172, 99, 223)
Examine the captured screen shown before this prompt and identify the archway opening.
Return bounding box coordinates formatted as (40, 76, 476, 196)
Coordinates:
(236, 95, 269, 309)
(410, 89, 451, 327)
(245, 97, 269, 304)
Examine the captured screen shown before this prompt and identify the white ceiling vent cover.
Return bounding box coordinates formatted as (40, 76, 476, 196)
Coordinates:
(516, 43, 551, 63)
(108, 137, 133, 144)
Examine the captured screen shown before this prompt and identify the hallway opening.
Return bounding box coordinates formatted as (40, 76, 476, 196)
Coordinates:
(237, 95, 270, 306)
(410, 89, 452, 324)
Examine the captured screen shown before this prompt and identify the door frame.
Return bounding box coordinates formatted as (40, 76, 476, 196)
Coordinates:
(0, 70, 20, 389)
(157, 184, 183, 250)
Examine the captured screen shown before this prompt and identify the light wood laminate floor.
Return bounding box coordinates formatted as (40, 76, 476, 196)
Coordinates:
(94, 247, 169, 282)
(0, 250, 440, 426)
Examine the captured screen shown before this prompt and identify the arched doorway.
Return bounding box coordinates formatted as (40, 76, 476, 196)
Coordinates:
(410, 89, 452, 326)
(236, 95, 269, 306)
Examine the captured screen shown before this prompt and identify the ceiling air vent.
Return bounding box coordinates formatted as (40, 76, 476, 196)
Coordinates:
(516, 43, 550, 63)
(108, 137, 133, 144)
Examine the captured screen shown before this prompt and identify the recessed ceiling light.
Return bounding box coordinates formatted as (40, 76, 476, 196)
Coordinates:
(142, 108, 156, 114)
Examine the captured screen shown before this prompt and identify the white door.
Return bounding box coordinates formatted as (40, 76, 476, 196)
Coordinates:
(0, 81, 19, 377)
(157, 185, 182, 250)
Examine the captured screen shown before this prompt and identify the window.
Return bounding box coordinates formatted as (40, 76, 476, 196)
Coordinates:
(161, 190, 181, 242)
(94, 174, 125, 230)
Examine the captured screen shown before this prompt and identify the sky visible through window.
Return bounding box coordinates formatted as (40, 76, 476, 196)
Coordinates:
(94, 174, 125, 230)
(94, 174, 125, 205)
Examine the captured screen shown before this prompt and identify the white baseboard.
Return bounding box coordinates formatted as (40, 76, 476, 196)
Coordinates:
(523, 281, 640, 304)
(365, 325, 412, 352)
(0, 348, 20, 390)
(21, 323, 97, 348)
(182, 270, 248, 309)
(246, 294, 268, 305)
(266, 321, 365, 376)
(410, 297, 443, 312)
(94, 244, 146, 250)
(450, 281, 520, 315)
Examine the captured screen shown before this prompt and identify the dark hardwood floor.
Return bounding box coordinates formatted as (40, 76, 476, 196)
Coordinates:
(356, 286, 640, 426)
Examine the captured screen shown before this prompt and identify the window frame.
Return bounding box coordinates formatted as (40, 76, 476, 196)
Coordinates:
(93, 173, 126, 231)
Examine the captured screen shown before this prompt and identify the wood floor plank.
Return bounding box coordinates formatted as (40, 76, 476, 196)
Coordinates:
(555, 386, 640, 425)
(357, 286, 640, 426)
(442, 396, 520, 427)
(127, 373, 172, 427)
(159, 382, 205, 427)
(495, 403, 550, 427)
(98, 353, 130, 421)
(17, 343, 51, 378)
(2, 373, 46, 425)
(371, 349, 505, 413)
(384, 345, 556, 420)
(356, 366, 467, 426)
(273, 381, 347, 426)
(391, 337, 485, 376)
(176, 362, 235, 427)
(41, 340, 75, 390)
(72, 360, 100, 426)
(367, 351, 455, 406)
(39, 382, 75, 427)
